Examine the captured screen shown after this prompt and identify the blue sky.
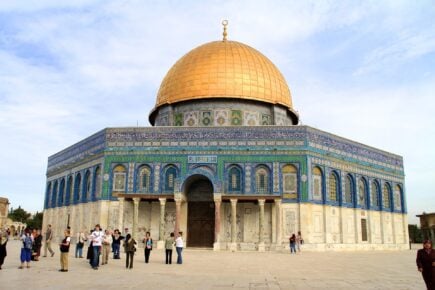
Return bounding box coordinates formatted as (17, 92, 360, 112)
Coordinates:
(0, 0, 434, 224)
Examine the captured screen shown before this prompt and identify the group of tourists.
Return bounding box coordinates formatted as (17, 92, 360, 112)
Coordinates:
(0, 224, 185, 272)
(289, 231, 303, 254)
(0, 224, 55, 270)
(70, 224, 185, 271)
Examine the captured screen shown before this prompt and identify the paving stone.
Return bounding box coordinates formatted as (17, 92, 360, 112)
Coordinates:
(0, 240, 425, 289)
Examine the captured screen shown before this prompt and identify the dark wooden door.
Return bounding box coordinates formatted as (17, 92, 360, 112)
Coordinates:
(187, 202, 215, 247)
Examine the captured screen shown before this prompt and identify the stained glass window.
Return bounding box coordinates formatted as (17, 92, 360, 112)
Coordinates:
(328, 172, 338, 201)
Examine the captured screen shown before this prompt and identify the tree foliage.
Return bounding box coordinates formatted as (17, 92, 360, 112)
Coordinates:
(8, 206, 43, 229)
(8, 206, 31, 223)
(408, 224, 423, 243)
(27, 211, 43, 230)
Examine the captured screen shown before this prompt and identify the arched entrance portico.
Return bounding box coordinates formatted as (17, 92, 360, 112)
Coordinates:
(184, 175, 215, 248)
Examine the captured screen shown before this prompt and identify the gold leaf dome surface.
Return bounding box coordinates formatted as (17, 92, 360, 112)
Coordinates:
(154, 40, 294, 110)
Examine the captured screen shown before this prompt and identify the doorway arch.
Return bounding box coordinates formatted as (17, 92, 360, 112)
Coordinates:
(184, 175, 215, 248)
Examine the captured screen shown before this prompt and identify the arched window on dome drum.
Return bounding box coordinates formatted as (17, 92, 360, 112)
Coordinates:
(83, 170, 91, 201)
(93, 167, 101, 200)
(358, 178, 368, 209)
(394, 185, 402, 211)
(312, 167, 323, 201)
(74, 173, 82, 203)
(382, 183, 392, 210)
(344, 175, 354, 204)
(228, 166, 242, 193)
(138, 166, 151, 193)
(51, 180, 58, 208)
(282, 164, 297, 199)
(113, 165, 127, 192)
(164, 166, 177, 192)
(371, 181, 380, 208)
(58, 179, 65, 207)
(45, 182, 51, 209)
(328, 172, 339, 202)
(66, 176, 73, 206)
(255, 166, 270, 194)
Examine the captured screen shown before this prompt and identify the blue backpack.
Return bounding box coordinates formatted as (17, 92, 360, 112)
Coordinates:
(24, 236, 33, 250)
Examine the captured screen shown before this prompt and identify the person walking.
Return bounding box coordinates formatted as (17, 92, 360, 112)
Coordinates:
(289, 234, 296, 254)
(75, 230, 86, 258)
(165, 232, 175, 264)
(101, 229, 112, 265)
(19, 229, 33, 269)
(112, 229, 124, 259)
(90, 224, 103, 270)
(175, 232, 184, 264)
(43, 224, 55, 257)
(416, 240, 435, 290)
(143, 232, 153, 263)
(0, 230, 8, 270)
(124, 234, 136, 269)
(59, 230, 71, 272)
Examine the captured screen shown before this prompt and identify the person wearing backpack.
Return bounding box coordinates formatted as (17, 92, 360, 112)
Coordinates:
(19, 229, 33, 269)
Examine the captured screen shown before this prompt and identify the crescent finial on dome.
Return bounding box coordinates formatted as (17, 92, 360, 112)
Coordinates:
(222, 20, 228, 41)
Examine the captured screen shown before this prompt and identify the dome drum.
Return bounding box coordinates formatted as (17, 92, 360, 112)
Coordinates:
(150, 98, 298, 126)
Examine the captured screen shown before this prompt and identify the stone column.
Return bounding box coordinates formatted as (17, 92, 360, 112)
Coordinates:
(380, 211, 385, 244)
(118, 197, 125, 231)
(157, 198, 166, 249)
(78, 203, 84, 233)
(174, 197, 182, 235)
(213, 194, 222, 251)
(258, 199, 266, 252)
(132, 198, 140, 241)
(275, 199, 282, 246)
(391, 212, 397, 244)
(230, 198, 238, 251)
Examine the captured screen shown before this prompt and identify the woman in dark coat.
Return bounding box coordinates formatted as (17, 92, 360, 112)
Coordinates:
(32, 230, 42, 261)
(0, 231, 8, 270)
(86, 230, 94, 266)
(416, 240, 435, 290)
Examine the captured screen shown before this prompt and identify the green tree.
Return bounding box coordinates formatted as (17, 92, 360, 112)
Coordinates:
(27, 212, 43, 229)
(408, 224, 423, 243)
(8, 206, 31, 223)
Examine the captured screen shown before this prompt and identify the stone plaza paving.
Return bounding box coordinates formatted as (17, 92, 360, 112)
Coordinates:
(0, 240, 425, 289)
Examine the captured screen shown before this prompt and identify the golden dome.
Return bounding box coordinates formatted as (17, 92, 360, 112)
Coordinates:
(152, 40, 295, 112)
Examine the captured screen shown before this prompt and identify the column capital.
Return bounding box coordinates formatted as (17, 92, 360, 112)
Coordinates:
(230, 198, 238, 206)
(118, 197, 125, 202)
(174, 192, 185, 202)
(159, 197, 167, 205)
(258, 199, 266, 206)
(132, 197, 141, 204)
(214, 193, 222, 203)
(274, 198, 282, 205)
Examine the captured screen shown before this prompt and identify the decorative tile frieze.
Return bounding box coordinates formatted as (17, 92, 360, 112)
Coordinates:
(273, 162, 279, 192)
(127, 162, 134, 192)
(154, 163, 161, 192)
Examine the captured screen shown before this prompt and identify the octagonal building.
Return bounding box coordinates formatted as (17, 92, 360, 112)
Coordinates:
(42, 27, 408, 251)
